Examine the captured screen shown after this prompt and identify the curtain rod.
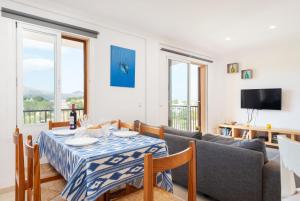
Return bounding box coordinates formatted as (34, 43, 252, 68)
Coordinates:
(160, 48, 213, 63)
(1, 7, 99, 38)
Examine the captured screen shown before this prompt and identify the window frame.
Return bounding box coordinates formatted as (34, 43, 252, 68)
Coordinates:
(17, 23, 88, 126)
(61, 35, 88, 115)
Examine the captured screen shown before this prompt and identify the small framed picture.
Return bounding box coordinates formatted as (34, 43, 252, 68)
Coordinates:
(227, 63, 239, 73)
(241, 69, 253, 79)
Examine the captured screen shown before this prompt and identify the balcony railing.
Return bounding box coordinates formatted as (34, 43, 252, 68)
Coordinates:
(23, 108, 84, 124)
(169, 105, 199, 131)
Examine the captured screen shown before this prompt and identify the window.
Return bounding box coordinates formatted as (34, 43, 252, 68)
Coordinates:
(61, 36, 87, 122)
(168, 59, 200, 131)
(18, 24, 88, 125)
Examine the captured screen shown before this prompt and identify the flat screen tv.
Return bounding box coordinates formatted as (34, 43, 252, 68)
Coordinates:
(241, 88, 282, 110)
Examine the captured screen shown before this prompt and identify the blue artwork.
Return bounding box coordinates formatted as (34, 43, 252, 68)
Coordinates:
(110, 45, 136, 88)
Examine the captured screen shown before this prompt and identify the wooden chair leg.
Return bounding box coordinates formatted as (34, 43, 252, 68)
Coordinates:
(15, 181, 19, 201)
(19, 189, 25, 201)
(125, 184, 131, 194)
(95, 194, 105, 201)
(104, 192, 109, 201)
(27, 188, 32, 201)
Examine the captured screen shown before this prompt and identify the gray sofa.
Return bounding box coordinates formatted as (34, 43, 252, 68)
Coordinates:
(160, 129, 281, 201)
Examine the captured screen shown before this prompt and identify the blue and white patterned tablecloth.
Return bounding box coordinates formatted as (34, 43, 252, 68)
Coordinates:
(38, 131, 173, 201)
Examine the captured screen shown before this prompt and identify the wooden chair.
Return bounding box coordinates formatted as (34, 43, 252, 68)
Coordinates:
(278, 135, 300, 200)
(48, 120, 80, 130)
(13, 128, 26, 201)
(116, 141, 196, 201)
(25, 135, 65, 201)
(13, 129, 63, 201)
(99, 120, 118, 127)
(139, 122, 164, 139)
(100, 120, 135, 131)
(117, 120, 135, 131)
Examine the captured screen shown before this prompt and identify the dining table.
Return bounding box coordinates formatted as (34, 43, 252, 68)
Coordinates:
(38, 129, 173, 201)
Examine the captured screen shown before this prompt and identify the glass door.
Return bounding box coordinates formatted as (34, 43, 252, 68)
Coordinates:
(19, 28, 57, 125)
(17, 23, 88, 127)
(168, 59, 200, 131)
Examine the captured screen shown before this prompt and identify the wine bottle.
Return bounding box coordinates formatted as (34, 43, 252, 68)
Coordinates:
(69, 104, 77, 130)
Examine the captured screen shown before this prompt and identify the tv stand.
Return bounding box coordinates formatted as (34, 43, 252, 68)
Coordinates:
(217, 124, 300, 148)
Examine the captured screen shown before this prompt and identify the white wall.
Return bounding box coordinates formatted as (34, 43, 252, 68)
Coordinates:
(222, 38, 300, 130)
(90, 27, 146, 123)
(0, 1, 221, 189)
(0, 17, 17, 189)
(206, 58, 228, 132)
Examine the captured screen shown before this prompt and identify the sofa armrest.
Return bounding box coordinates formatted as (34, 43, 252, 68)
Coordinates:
(196, 140, 264, 201)
(263, 160, 281, 201)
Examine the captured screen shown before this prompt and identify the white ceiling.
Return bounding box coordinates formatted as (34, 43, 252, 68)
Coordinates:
(13, 0, 300, 56)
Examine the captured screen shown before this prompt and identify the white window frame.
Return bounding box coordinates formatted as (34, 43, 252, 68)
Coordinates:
(17, 22, 62, 127)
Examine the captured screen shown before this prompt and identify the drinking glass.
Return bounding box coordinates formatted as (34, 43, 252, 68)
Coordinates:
(80, 114, 89, 128)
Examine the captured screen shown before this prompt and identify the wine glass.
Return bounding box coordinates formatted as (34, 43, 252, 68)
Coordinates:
(80, 114, 88, 128)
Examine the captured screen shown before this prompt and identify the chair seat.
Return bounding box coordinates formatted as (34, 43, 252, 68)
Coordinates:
(115, 187, 184, 201)
(40, 163, 61, 179)
(282, 188, 300, 201)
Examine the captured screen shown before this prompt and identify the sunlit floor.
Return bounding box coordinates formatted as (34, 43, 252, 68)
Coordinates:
(0, 183, 214, 201)
(173, 184, 215, 201)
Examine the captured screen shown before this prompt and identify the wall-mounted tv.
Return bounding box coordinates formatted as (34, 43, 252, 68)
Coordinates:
(241, 88, 282, 110)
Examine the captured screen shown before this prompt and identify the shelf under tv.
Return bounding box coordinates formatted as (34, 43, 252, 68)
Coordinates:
(217, 124, 300, 148)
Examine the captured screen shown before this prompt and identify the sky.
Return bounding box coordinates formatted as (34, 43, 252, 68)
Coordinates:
(23, 36, 84, 96)
(171, 62, 199, 105)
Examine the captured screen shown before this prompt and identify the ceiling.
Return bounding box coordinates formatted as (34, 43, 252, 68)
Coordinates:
(13, 0, 300, 56)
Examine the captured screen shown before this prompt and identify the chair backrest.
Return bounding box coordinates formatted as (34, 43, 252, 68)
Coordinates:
(25, 135, 41, 201)
(139, 123, 164, 139)
(99, 120, 137, 131)
(117, 120, 135, 131)
(13, 128, 26, 201)
(99, 120, 118, 127)
(48, 120, 80, 130)
(278, 135, 300, 197)
(144, 141, 196, 201)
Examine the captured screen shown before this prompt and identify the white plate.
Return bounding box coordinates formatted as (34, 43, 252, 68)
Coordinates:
(65, 137, 99, 147)
(113, 131, 139, 138)
(52, 129, 76, 136)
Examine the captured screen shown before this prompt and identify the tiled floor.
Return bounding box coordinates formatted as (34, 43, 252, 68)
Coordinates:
(0, 183, 214, 201)
(0, 190, 14, 201)
(0, 180, 66, 201)
(173, 184, 215, 201)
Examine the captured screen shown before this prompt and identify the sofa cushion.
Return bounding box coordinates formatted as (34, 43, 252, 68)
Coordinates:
(202, 134, 268, 163)
(232, 139, 268, 163)
(162, 126, 202, 139)
(202, 133, 236, 145)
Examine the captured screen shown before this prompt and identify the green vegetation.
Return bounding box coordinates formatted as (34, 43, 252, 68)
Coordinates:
(66, 97, 84, 109)
(172, 99, 187, 105)
(23, 96, 84, 124)
(23, 96, 84, 111)
(170, 105, 199, 131)
(24, 96, 54, 110)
